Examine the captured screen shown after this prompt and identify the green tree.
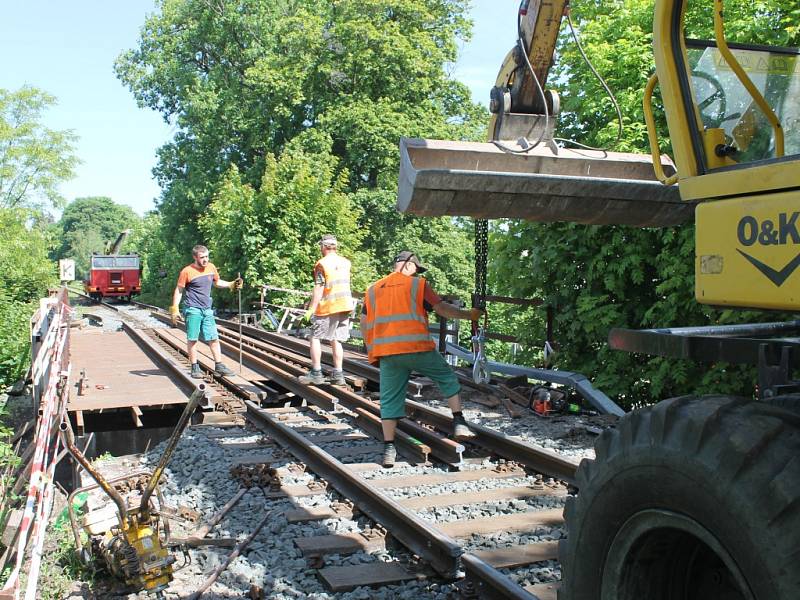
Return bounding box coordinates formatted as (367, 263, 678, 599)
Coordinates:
(53, 197, 141, 278)
(0, 87, 79, 211)
(115, 0, 485, 290)
(200, 132, 371, 307)
(0, 208, 57, 385)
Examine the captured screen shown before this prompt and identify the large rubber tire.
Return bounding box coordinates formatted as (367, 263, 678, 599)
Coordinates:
(559, 395, 800, 600)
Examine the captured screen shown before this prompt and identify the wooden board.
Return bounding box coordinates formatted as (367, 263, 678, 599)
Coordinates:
(318, 563, 419, 592)
(472, 541, 558, 569)
(364, 467, 525, 489)
(282, 487, 562, 524)
(436, 508, 563, 538)
(285, 505, 353, 523)
(526, 581, 560, 600)
(294, 532, 385, 556)
(398, 485, 563, 511)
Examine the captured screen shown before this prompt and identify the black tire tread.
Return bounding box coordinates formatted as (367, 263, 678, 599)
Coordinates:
(559, 395, 800, 600)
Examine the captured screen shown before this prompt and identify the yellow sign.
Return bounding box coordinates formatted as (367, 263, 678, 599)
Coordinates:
(713, 49, 799, 75)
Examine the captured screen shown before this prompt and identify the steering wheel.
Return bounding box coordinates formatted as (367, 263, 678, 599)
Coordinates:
(692, 70, 739, 129)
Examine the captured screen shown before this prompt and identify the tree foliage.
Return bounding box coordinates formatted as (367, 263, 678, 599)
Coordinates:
(52, 197, 141, 278)
(0, 208, 57, 386)
(199, 132, 371, 307)
(0, 87, 79, 211)
(116, 0, 485, 307)
(490, 0, 799, 407)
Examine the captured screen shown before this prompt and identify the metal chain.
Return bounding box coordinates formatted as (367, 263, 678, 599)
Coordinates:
(474, 219, 489, 307)
(472, 219, 491, 384)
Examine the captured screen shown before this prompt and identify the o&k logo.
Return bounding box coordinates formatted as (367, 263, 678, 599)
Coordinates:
(736, 213, 800, 286)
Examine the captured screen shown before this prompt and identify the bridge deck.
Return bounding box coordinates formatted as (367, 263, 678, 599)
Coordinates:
(68, 329, 190, 412)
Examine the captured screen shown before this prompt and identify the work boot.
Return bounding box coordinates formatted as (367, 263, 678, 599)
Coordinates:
(298, 369, 326, 385)
(382, 443, 397, 468)
(452, 415, 475, 440)
(214, 362, 235, 377)
(329, 370, 347, 386)
(190, 363, 203, 379)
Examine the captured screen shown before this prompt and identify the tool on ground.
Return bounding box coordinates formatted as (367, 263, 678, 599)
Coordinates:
(237, 272, 243, 374)
(61, 384, 208, 597)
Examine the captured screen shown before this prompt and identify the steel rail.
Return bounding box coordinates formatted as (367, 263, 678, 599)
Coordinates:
(214, 322, 576, 477)
(216, 318, 378, 381)
(214, 330, 462, 464)
(211, 315, 577, 479)
(404, 399, 578, 486)
(212, 334, 433, 463)
(244, 401, 463, 578)
(461, 553, 542, 599)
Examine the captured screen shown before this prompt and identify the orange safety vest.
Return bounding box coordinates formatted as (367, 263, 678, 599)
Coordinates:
(315, 253, 353, 316)
(362, 271, 435, 364)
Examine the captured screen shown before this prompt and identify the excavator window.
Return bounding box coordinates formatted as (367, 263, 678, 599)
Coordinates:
(685, 38, 800, 167)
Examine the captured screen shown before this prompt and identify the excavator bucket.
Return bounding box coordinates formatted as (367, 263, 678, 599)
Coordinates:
(397, 138, 694, 227)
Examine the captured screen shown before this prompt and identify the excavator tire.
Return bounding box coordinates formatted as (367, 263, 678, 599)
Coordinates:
(558, 395, 800, 600)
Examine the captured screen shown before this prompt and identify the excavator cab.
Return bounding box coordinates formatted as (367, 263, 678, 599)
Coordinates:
(649, 7, 800, 310)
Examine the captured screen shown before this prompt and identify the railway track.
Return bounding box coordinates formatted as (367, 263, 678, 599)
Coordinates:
(151, 312, 573, 597)
(66, 293, 584, 597)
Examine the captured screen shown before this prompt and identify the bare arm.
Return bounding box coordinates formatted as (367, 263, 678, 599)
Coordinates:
(172, 286, 183, 307)
(432, 301, 475, 321)
(308, 284, 325, 313)
(214, 279, 233, 289)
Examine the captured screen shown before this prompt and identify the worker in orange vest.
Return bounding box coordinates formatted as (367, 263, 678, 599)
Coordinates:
(299, 234, 354, 386)
(363, 251, 484, 467)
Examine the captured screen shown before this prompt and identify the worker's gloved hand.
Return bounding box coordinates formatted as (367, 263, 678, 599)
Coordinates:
(231, 277, 244, 291)
(468, 307, 485, 322)
(302, 308, 313, 323)
(169, 304, 180, 326)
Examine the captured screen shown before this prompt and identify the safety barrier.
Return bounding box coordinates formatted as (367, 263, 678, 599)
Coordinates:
(0, 288, 72, 600)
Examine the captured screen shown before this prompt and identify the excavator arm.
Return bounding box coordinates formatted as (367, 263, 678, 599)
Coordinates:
(488, 0, 567, 142)
(397, 1, 693, 228)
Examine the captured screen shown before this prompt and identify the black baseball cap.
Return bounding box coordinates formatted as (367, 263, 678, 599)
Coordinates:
(395, 251, 427, 273)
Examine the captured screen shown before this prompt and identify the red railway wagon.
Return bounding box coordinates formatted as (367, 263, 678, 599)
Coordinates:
(84, 254, 142, 302)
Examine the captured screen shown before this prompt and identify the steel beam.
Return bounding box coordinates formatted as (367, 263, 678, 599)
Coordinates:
(446, 342, 624, 417)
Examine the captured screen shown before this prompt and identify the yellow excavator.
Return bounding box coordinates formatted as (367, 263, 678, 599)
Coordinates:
(399, 0, 800, 597)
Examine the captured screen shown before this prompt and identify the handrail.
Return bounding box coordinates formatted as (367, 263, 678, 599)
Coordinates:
(643, 73, 679, 186)
(713, 0, 784, 157)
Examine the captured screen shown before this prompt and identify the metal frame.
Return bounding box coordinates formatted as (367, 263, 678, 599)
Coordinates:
(609, 320, 800, 398)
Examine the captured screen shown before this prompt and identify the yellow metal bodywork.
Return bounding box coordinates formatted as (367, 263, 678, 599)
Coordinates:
(653, 0, 800, 310)
(696, 190, 800, 310)
(99, 514, 173, 594)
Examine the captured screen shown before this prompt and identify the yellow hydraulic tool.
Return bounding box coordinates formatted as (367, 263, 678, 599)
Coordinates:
(61, 384, 207, 597)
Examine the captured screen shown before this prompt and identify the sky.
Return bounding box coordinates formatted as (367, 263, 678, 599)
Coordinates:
(0, 1, 519, 217)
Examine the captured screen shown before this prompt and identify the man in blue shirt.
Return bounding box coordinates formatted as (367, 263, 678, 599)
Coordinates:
(170, 245, 242, 379)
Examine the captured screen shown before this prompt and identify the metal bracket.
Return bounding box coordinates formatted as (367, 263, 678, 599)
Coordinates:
(758, 343, 800, 399)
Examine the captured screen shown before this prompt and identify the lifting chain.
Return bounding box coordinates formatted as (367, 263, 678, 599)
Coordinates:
(472, 220, 490, 385)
